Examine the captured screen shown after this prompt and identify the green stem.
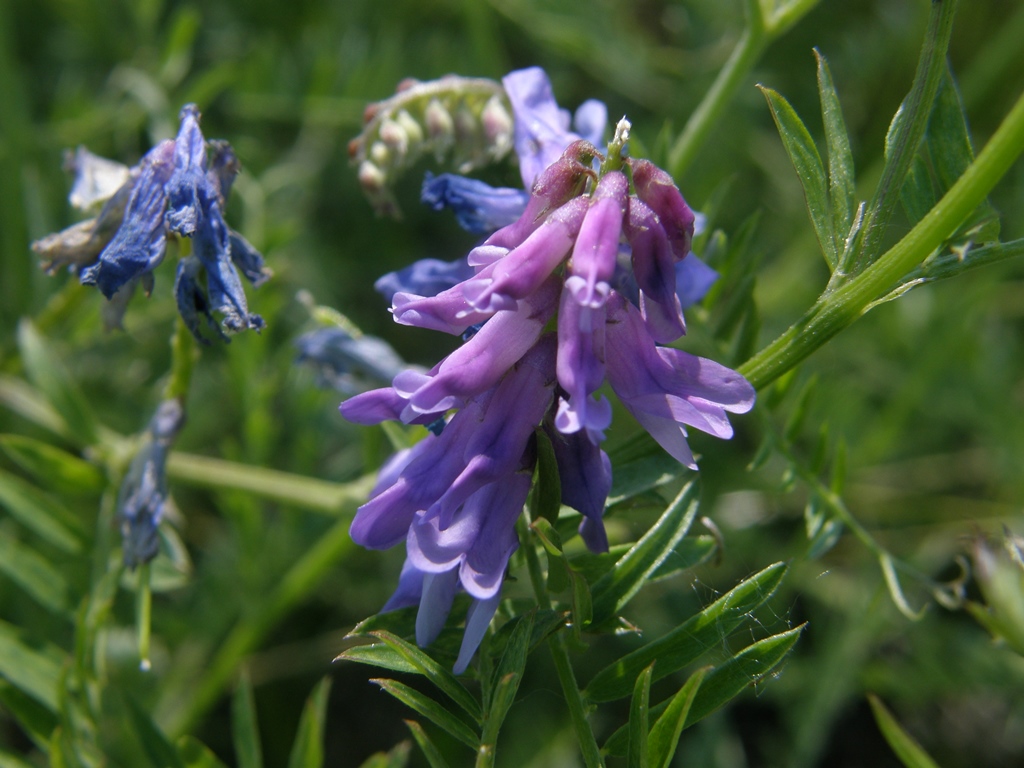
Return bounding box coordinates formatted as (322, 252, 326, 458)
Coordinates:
(667, 0, 821, 180)
(519, 516, 604, 768)
(166, 451, 376, 514)
(740, 85, 1024, 390)
(137, 563, 152, 672)
(163, 315, 197, 402)
(165, 513, 359, 735)
(549, 634, 604, 768)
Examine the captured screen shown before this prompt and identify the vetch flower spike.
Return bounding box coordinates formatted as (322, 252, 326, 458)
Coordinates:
(343, 67, 754, 672)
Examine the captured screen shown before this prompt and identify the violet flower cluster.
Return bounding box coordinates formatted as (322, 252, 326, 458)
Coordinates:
(33, 105, 268, 340)
(343, 68, 754, 672)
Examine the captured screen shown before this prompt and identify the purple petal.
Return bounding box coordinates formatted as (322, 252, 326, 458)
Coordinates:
(396, 275, 559, 417)
(381, 558, 425, 612)
(375, 257, 476, 304)
(605, 294, 754, 468)
(625, 197, 685, 344)
(546, 425, 612, 552)
(463, 197, 587, 313)
(416, 568, 460, 646)
(453, 594, 501, 674)
(675, 253, 718, 309)
(566, 171, 627, 309)
(630, 159, 696, 261)
(573, 100, 608, 147)
(503, 67, 579, 188)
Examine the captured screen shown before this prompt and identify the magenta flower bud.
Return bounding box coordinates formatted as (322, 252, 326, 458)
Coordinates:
(630, 158, 696, 261)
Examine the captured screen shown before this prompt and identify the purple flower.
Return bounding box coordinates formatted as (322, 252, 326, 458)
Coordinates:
(344, 69, 753, 672)
(36, 104, 268, 340)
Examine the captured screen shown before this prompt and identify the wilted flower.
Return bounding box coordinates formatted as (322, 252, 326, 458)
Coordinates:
(119, 399, 185, 569)
(33, 105, 269, 339)
(343, 68, 755, 671)
(295, 326, 412, 395)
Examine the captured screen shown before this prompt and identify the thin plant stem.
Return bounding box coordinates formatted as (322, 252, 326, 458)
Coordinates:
(667, 0, 821, 180)
(166, 451, 376, 514)
(519, 515, 604, 768)
(136, 563, 152, 672)
(740, 85, 1024, 390)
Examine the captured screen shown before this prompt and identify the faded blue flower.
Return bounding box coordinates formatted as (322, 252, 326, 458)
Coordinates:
(421, 173, 529, 234)
(295, 327, 411, 394)
(119, 399, 185, 568)
(34, 104, 269, 340)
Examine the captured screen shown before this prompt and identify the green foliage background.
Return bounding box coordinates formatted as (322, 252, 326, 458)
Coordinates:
(1, 0, 1023, 766)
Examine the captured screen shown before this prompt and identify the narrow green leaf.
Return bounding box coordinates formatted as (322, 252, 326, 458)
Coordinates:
(16, 320, 98, 447)
(684, 625, 804, 726)
(371, 631, 481, 723)
(0, 620, 64, 712)
(606, 450, 679, 506)
(372, 679, 479, 750)
(590, 480, 701, 626)
(0, 528, 71, 614)
(0, 435, 105, 496)
(287, 678, 330, 768)
(571, 536, 716, 585)
(232, 672, 264, 768)
(627, 665, 652, 768)
(604, 625, 805, 757)
(0, 469, 84, 553)
(758, 85, 837, 269)
(585, 563, 788, 703)
(125, 696, 185, 768)
(338, 639, 419, 675)
(867, 694, 942, 768)
(648, 667, 708, 768)
(404, 720, 450, 768)
(177, 737, 230, 768)
(482, 612, 533, 747)
(815, 49, 856, 258)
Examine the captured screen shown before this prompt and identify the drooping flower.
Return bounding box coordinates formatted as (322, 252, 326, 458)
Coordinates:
(119, 399, 185, 568)
(344, 69, 754, 672)
(33, 105, 269, 339)
(294, 326, 412, 395)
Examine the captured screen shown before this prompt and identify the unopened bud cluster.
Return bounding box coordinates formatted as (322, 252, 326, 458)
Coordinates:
(349, 76, 514, 216)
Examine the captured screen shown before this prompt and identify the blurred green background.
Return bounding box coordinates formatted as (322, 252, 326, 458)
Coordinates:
(2, 0, 1023, 765)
